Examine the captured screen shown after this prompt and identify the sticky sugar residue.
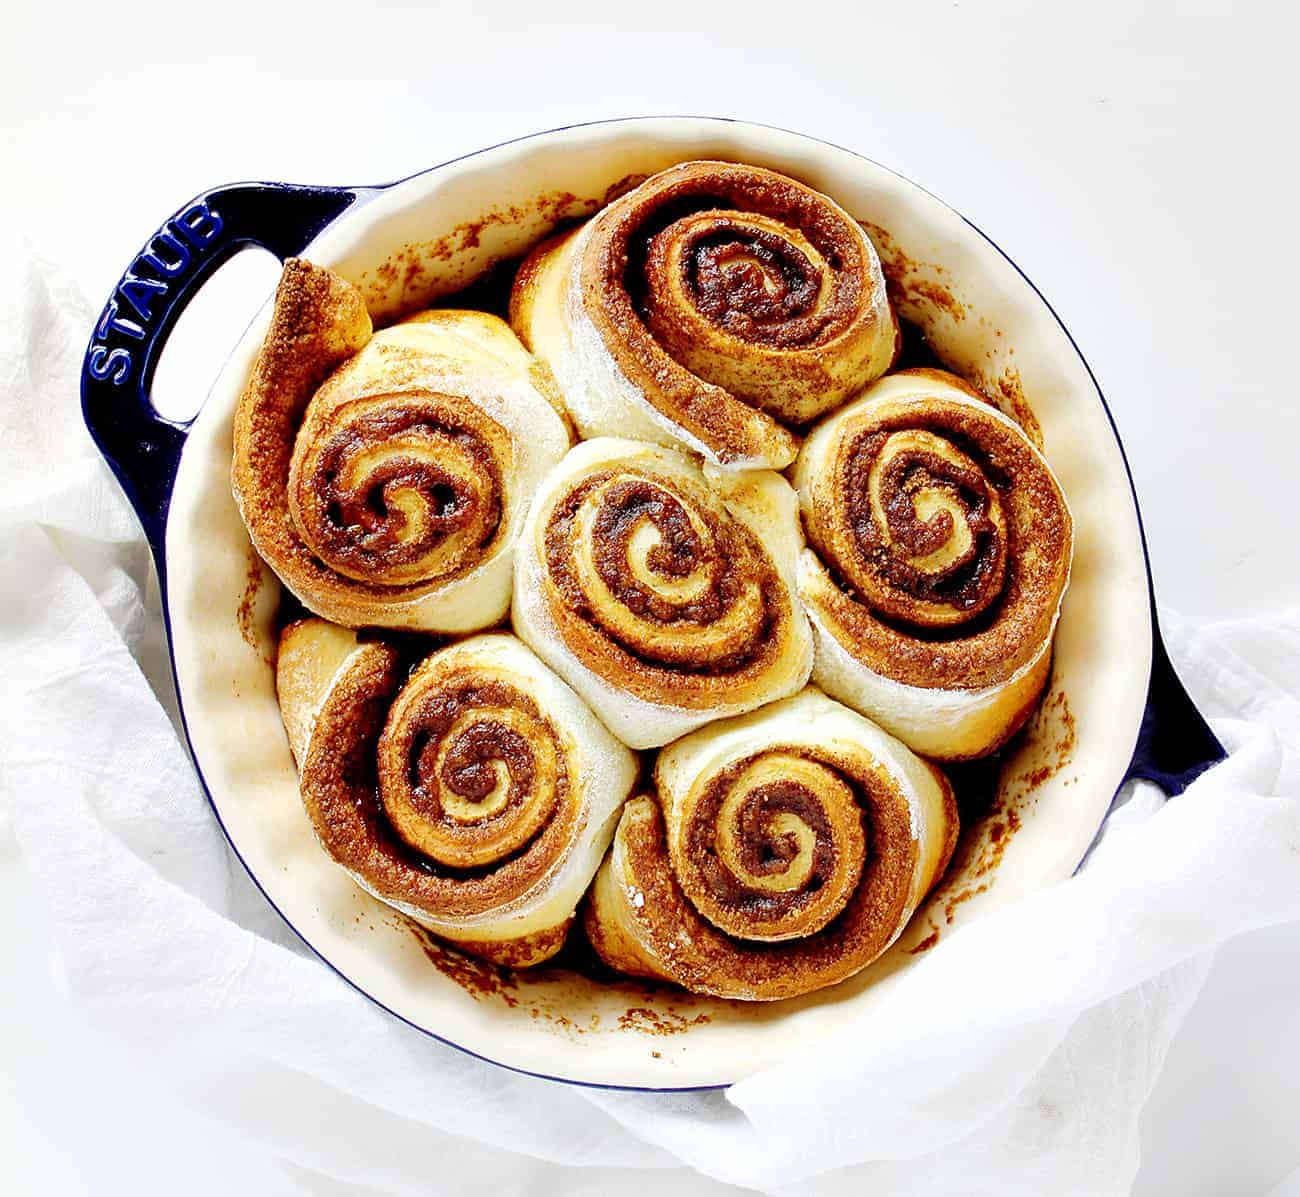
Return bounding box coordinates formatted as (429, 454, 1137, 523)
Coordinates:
(934, 800, 1022, 926)
(353, 175, 654, 318)
(405, 917, 721, 1036)
(908, 928, 940, 955)
(1001, 686, 1077, 801)
(858, 219, 1044, 449)
(990, 364, 1044, 449)
(236, 548, 274, 665)
(525, 1007, 603, 1035)
(535, 923, 723, 1035)
(355, 190, 599, 314)
(927, 683, 1077, 927)
(860, 219, 966, 323)
(618, 1006, 711, 1036)
(409, 924, 521, 1008)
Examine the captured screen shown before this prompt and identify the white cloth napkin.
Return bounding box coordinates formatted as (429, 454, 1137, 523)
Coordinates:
(3, 237, 1299, 1197)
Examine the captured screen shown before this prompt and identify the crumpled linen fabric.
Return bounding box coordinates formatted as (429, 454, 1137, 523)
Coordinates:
(3, 238, 1297, 1197)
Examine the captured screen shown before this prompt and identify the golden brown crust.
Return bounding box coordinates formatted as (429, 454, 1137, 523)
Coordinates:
(668, 748, 869, 942)
(281, 622, 636, 967)
(304, 648, 575, 918)
(233, 259, 374, 612)
(286, 358, 509, 590)
(583, 692, 958, 1000)
(580, 882, 662, 980)
(514, 160, 898, 468)
(233, 261, 567, 632)
(798, 369, 1073, 691)
(376, 666, 571, 881)
(538, 466, 790, 710)
(587, 783, 914, 1001)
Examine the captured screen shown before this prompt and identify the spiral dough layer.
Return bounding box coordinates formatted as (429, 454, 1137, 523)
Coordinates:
(793, 369, 1074, 759)
(584, 688, 958, 1000)
(512, 438, 813, 748)
(510, 160, 898, 469)
(233, 259, 570, 633)
(276, 621, 637, 966)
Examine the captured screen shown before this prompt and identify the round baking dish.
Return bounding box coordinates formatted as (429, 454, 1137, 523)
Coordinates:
(81, 117, 1223, 1090)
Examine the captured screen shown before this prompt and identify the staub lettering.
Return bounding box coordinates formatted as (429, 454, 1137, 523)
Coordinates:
(86, 200, 225, 386)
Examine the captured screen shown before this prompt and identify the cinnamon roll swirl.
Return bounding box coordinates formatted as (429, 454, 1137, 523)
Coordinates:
(276, 621, 638, 965)
(233, 259, 570, 633)
(584, 688, 958, 1000)
(793, 369, 1074, 760)
(512, 437, 813, 748)
(510, 160, 898, 470)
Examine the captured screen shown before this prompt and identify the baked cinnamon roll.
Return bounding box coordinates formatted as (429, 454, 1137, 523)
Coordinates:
(276, 621, 638, 965)
(793, 369, 1073, 760)
(585, 688, 957, 1000)
(512, 437, 813, 748)
(510, 160, 898, 470)
(233, 259, 570, 633)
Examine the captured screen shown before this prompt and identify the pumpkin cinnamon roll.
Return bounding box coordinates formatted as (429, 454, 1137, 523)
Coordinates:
(276, 621, 638, 965)
(793, 369, 1074, 760)
(585, 688, 957, 1000)
(233, 259, 570, 633)
(510, 160, 898, 470)
(512, 437, 813, 749)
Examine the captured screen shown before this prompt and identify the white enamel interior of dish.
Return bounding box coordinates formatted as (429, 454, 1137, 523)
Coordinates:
(164, 118, 1151, 1089)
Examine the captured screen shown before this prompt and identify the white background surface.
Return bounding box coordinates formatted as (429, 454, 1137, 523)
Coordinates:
(3, 1, 1297, 1192)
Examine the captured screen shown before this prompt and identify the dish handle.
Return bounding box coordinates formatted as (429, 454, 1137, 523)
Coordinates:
(80, 181, 361, 567)
(1125, 622, 1226, 795)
